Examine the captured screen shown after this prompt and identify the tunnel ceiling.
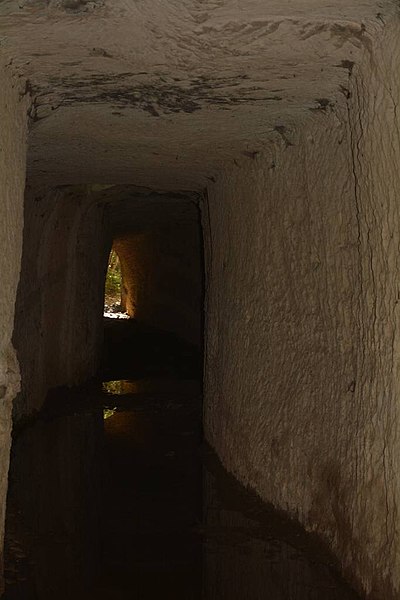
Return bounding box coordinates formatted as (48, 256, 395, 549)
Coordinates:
(1, 0, 394, 190)
(98, 186, 200, 236)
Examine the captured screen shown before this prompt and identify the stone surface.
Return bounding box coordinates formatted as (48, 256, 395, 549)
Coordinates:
(0, 0, 393, 189)
(13, 186, 107, 418)
(0, 62, 29, 595)
(203, 21, 400, 600)
(1, 1, 400, 598)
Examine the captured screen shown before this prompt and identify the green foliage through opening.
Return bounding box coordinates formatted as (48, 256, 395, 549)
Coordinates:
(104, 249, 122, 309)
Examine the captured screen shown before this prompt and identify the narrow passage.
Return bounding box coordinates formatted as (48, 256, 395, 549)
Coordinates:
(4, 321, 361, 599)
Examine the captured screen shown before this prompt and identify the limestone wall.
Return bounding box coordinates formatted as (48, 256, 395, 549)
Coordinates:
(0, 63, 29, 594)
(13, 186, 107, 418)
(344, 22, 400, 599)
(203, 23, 400, 599)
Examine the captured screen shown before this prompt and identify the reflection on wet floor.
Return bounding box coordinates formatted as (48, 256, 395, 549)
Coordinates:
(102, 379, 197, 396)
(4, 379, 361, 600)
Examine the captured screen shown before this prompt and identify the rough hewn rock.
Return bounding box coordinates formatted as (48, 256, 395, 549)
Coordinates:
(0, 0, 393, 189)
(0, 62, 28, 594)
(203, 22, 400, 600)
(2, 1, 400, 598)
(13, 186, 107, 418)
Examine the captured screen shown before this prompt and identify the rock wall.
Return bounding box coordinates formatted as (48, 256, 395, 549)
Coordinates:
(0, 63, 29, 594)
(13, 186, 107, 418)
(114, 221, 202, 346)
(203, 23, 400, 600)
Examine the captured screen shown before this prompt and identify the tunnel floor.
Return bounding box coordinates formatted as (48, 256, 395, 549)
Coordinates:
(4, 324, 361, 600)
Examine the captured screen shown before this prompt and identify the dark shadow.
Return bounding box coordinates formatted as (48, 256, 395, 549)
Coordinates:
(102, 318, 202, 381)
(3, 382, 362, 600)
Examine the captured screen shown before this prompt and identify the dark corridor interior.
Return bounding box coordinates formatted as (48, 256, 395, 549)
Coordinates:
(4, 320, 363, 600)
(3, 210, 361, 600)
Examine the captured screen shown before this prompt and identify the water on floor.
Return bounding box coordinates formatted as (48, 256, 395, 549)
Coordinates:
(3, 377, 362, 600)
(4, 320, 361, 599)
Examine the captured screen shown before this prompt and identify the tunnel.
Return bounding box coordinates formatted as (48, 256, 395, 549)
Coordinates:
(1, 1, 400, 599)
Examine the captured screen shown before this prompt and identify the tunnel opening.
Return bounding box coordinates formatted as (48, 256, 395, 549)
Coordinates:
(103, 248, 126, 318)
(101, 195, 204, 383)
